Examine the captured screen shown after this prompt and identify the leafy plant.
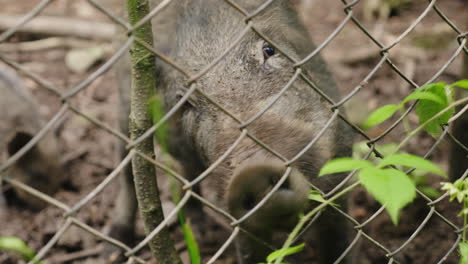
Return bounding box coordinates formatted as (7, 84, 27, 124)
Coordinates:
(348, 80, 468, 223)
(353, 142, 441, 198)
(320, 154, 445, 224)
(363, 80, 468, 137)
(267, 80, 468, 264)
(459, 242, 468, 264)
(441, 178, 468, 264)
(258, 243, 305, 264)
(359, 79, 468, 262)
(0, 236, 41, 264)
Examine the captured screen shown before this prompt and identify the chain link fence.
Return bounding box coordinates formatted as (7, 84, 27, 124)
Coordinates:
(0, 0, 467, 263)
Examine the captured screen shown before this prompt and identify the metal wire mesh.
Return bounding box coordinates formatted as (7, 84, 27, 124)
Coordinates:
(0, 0, 467, 263)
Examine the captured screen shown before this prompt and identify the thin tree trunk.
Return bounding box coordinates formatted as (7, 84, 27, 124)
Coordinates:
(127, 0, 182, 263)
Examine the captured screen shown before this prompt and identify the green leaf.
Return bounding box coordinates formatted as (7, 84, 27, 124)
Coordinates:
(309, 190, 326, 203)
(402, 91, 445, 105)
(363, 104, 401, 129)
(378, 154, 447, 178)
(456, 190, 466, 203)
(309, 191, 339, 206)
(463, 179, 468, 190)
(459, 242, 468, 264)
(148, 96, 169, 152)
(418, 186, 441, 199)
(171, 173, 200, 264)
(451, 80, 468, 89)
(411, 172, 427, 185)
(458, 208, 468, 217)
(441, 182, 460, 202)
(414, 82, 445, 92)
(0, 236, 38, 263)
(359, 168, 416, 225)
(441, 182, 456, 193)
(172, 180, 200, 264)
(410, 169, 428, 181)
(352, 141, 370, 160)
(454, 179, 465, 189)
(181, 219, 201, 264)
(415, 83, 454, 137)
(375, 143, 400, 157)
(352, 142, 401, 162)
(266, 243, 305, 263)
(319, 158, 373, 176)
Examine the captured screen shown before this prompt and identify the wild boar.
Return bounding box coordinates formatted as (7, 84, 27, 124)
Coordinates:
(112, 0, 352, 262)
(0, 69, 62, 209)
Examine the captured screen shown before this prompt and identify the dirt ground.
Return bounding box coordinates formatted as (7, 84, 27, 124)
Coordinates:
(0, 0, 467, 263)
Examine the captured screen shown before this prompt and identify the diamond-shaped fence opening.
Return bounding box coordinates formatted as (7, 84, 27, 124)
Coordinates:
(0, 0, 467, 263)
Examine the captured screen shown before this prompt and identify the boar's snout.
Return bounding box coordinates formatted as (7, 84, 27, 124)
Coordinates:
(6, 131, 62, 209)
(227, 157, 310, 231)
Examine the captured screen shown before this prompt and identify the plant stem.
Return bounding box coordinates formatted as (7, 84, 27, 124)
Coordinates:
(464, 199, 467, 242)
(272, 181, 360, 264)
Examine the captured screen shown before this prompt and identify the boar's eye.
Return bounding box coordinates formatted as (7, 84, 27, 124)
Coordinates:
(262, 44, 275, 60)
